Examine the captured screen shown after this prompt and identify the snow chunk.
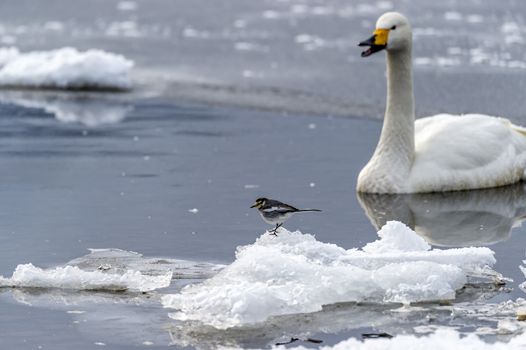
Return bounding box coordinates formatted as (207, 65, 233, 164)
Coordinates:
(162, 221, 496, 329)
(287, 329, 526, 350)
(0, 47, 133, 90)
(363, 221, 430, 253)
(117, 1, 137, 11)
(0, 263, 171, 292)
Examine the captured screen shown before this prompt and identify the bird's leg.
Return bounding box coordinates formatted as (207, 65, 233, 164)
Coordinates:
(270, 223, 282, 236)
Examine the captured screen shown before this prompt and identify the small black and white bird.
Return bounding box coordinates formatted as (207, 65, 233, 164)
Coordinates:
(250, 197, 321, 235)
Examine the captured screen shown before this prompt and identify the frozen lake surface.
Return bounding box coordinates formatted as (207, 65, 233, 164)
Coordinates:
(0, 0, 526, 349)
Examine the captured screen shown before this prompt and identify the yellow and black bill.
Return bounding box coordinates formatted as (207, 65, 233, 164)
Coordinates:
(358, 28, 389, 57)
(250, 201, 260, 208)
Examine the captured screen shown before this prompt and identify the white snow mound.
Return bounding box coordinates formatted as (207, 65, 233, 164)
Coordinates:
(0, 47, 133, 90)
(162, 221, 496, 329)
(0, 263, 171, 292)
(363, 221, 431, 253)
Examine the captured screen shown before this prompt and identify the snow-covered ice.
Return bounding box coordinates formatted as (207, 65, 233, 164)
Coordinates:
(517, 249, 526, 294)
(162, 221, 497, 329)
(0, 47, 133, 90)
(284, 329, 526, 350)
(0, 263, 171, 292)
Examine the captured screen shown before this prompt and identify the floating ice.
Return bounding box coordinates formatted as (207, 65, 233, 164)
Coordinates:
(444, 11, 462, 21)
(117, 1, 137, 11)
(362, 221, 430, 253)
(0, 47, 133, 90)
(0, 263, 171, 292)
(286, 329, 526, 350)
(67, 248, 223, 280)
(517, 249, 526, 293)
(162, 221, 496, 329)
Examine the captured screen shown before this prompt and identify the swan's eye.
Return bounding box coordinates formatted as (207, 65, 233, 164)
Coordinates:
(391, 25, 397, 30)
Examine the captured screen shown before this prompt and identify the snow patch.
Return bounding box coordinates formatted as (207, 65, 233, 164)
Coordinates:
(117, 1, 137, 11)
(162, 221, 496, 329)
(363, 221, 430, 253)
(286, 329, 526, 350)
(0, 47, 133, 90)
(0, 263, 171, 292)
(517, 250, 526, 293)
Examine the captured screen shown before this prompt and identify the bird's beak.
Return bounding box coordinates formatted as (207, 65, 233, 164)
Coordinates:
(359, 28, 389, 57)
(250, 203, 258, 208)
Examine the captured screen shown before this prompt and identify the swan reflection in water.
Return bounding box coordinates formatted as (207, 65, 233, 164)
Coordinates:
(357, 183, 526, 247)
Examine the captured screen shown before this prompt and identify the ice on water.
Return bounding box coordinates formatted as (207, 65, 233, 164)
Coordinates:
(0, 47, 133, 90)
(0, 263, 171, 292)
(0, 46, 136, 126)
(285, 329, 526, 350)
(67, 248, 224, 279)
(162, 221, 497, 329)
(361, 221, 432, 253)
(0, 248, 223, 292)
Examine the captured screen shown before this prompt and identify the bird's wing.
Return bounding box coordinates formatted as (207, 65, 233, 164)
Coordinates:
(264, 199, 300, 212)
(263, 205, 297, 213)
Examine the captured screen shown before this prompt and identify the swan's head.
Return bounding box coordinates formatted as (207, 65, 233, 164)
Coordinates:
(359, 12, 411, 57)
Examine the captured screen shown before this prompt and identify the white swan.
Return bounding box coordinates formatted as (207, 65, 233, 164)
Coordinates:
(357, 12, 526, 193)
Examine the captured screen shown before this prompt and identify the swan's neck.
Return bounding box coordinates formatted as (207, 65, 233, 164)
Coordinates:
(359, 45, 415, 193)
(375, 47, 415, 174)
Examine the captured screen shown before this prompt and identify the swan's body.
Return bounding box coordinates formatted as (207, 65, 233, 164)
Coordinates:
(357, 12, 526, 193)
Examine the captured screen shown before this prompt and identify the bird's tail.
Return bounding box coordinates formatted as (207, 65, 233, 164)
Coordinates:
(297, 209, 322, 212)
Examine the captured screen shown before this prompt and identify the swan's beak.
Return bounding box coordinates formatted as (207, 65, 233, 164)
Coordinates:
(359, 29, 388, 57)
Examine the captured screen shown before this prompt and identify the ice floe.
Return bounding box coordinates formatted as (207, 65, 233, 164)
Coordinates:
(285, 329, 526, 350)
(162, 221, 497, 329)
(0, 263, 171, 292)
(518, 250, 526, 294)
(67, 248, 224, 279)
(0, 249, 223, 292)
(168, 291, 516, 349)
(0, 47, 133, 90)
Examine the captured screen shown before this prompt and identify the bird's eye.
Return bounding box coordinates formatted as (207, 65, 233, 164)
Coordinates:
(391, 25, 397, 30)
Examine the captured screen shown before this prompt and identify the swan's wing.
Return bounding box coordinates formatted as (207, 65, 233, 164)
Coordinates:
(415, 114, 515, 170)
(411, 114, 526, 191)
